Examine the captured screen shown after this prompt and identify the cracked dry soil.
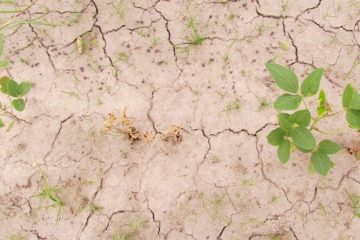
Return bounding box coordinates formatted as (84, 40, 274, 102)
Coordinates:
(1, 0, 360, 239)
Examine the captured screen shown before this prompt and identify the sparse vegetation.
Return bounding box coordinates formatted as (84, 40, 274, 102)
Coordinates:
(185, 15, 205, 45)
(347, 190, 360, 218)
(36, 167, 64, 223)
(112, 219, 148, 240)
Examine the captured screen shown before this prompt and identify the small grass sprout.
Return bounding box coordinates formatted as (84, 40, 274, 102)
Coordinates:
(346, 190, 360, 218)
(36, 167, 64, 223)
(112, 219, 148, 240)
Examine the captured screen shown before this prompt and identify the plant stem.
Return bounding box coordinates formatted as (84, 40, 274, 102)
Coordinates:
(310, 110, 344, 131)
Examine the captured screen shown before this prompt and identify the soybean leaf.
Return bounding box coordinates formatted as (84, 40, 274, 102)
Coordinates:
(291, 127, 316, 151)
(342, 84, 360, 110)
(0, 118, 4, 128)
(278, 113, 292, 133)
(290, 109, 311, 127)
(12, 98, 25, 111)
(346, 109, 360, 130)
(349, 94, 360, 110)
(317, 90, 327, 117)
(273, 94, 302, 110)
(265, 62, 299, 93)
(18, 82, 32, 96)
(278, 140, 290, 163)
(267, 128, 286, 146)
(5, 79, 19, 97)
(318, 140, 342, 155)
(297, 146, 313, 153)
(301, 68, 323, 97)
(343, 84, 354, 109)
(310, 150, 334, 176)
(308, 160, 316, 174)
(0, 75, 10, 92)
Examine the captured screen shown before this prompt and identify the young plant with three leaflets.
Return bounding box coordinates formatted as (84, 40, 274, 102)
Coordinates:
(266, 62, 345, 176)
(0, 34, 31, 128)
(0, 76, 32, 125)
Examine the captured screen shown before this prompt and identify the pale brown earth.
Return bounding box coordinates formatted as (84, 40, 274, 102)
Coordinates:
(0, 0, 360, 239)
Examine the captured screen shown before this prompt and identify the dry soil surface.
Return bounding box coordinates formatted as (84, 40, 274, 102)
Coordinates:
(1, 0, 360, 239)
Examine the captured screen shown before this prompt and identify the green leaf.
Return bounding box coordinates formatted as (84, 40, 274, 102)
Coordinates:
(5, 79, 19, 97)
(278, 113, 292, 132)
(18, 81, 32, 96)
(0, 118, 4, 128)
(297, 146, 313, 153)
(318, 140, 342, 155)
(290, 109, 311, 127)
(310, 150, 334, 176)
(273, 94, 302, 110)
(308, 160, 316, 174)
(12, 98, 25, 111)
(291, 127, 316, 151)
(0, 59, 9, 68)
(265, 62, 299, 93)
(343, 84, 354, 109)
(278, 140, 290, 163)
(301, 68, 323, 97)
(267, 128, 286, 146)
(0, 75, 10, 91)
(349, 94, 360, 110)
(346, 109, 360, 130)
(317, 90, 327, 117)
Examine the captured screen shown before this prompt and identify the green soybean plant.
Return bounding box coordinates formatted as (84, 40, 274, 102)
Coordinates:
(0, 34, 31, 127)
(265, 62, 349, 176)
(0, 76, 32, 125)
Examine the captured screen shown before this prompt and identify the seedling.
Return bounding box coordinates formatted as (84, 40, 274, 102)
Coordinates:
(150, 34, 160, 48)
(221, 41, 235, 66)
(346, 190, 360, 218)
(281, 0, 289, 12)
(163, 125, 183, 144)
(266, 62, 360, 176)
(0, 34, 32, 128)
(223, 99, 241, 118)
(112, 219, 148, 240)
(90, 203, 103, 213)
(112, 0, 125, 19)
(185, 16, 205, 46)
(257, 97, 271, 111)
(187, 31, 204, 46)
(36, 167, 64, 223)
(117, 52, 129, 62)
(0, 76, 32, 126)
(199, 193, 230, 224)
